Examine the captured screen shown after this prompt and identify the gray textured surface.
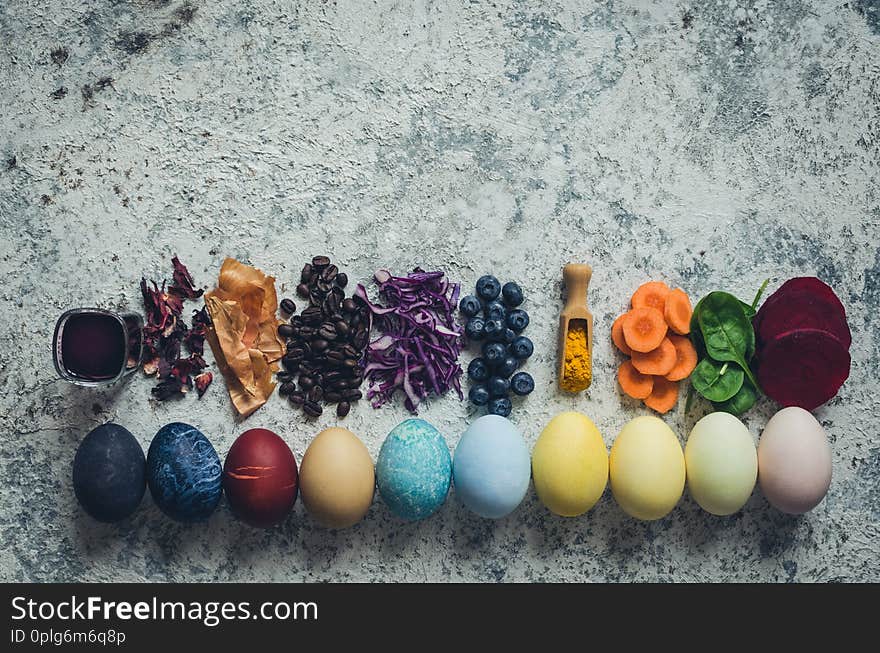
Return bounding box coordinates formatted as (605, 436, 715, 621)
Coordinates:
(1, 0, 878, 583)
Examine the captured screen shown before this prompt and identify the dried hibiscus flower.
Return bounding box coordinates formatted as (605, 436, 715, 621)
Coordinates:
(141, 256, 211, 401)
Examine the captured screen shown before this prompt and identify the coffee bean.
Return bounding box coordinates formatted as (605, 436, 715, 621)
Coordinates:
(325, 391, 342, 402)
(354, 330, 369, 350)
(278, 324, 296, 338)
(300, 264, 313, 283)
(286, 347, 306, 361)
(312, 255, 330, 267)
(342, 389, 363, 401)
(309, 289, 323, 307)
(282, 356, 299, 371)
(343, 358, 359, 369)
(280, 298, 296, 314)
(316, 278, 332, 294)
(335, 320, 350, 336)
(302, 307, 323, 324)
(337, 401, 351, 417)
(279, 381, 296, 396)
(321, 264, 338, 282)
(308, 385, 323, 403)
(325, 351, 344, 365)
(335, 272, 348, 289)
(276, 371, 293, 382)
(303, 400, 323, 417)
(296, 283, 310, 298)
(342, 298, 357, 314)
(299, 376, 315, 390)
(289, 391, 305, 406)
(312, 339, 329, 352)
(318, 324, 337, 340)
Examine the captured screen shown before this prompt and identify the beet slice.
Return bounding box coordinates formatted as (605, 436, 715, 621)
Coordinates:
(757, 328, 851, 411)
(755, 277, 851, 350)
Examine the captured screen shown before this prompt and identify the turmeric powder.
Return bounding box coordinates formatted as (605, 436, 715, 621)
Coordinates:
(561, 322, 592, 392)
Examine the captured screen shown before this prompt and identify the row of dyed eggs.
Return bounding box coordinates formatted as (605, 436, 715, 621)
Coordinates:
(72, 417, 523, 527)
(534, 407, 832, 520)
(73, 407, 831, 527)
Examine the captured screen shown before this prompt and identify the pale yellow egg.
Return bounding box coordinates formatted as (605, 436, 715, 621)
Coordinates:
(610, 416, 685, 521)
(532, 412, 608, 517)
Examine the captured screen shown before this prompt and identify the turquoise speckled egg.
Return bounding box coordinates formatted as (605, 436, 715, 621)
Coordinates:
(453, 415, 530, 519)
(376, 419, 452, 521)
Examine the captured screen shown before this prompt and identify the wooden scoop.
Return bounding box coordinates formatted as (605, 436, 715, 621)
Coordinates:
(559, 263, 593, 391)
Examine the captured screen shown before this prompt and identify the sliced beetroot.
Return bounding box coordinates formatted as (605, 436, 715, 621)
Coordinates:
(757, 328, 850, 411)
(755, 277, 851, 349)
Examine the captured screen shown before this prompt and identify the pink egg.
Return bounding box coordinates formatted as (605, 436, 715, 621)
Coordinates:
(758, 407, 832, 515)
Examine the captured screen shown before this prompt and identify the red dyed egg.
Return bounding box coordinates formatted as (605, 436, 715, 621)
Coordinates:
(223, 429, 298, 528)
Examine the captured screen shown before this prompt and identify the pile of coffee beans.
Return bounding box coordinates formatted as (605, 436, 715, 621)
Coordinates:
(276, 256, 370, 418)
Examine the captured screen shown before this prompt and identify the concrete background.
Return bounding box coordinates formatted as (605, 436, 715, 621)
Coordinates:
(1, 0, 878, 582)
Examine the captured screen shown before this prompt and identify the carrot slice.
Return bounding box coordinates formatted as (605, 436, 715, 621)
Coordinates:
(644, 377, 679, 414)
(664, 288, 693, 335)
(622, 308, 668, 353)
(611, 314, 633, 356)
(618, 360, 654, 399)
(665, 334, 697, 381)
(631, 338, 677, 376)
(631, 281, 671, 313)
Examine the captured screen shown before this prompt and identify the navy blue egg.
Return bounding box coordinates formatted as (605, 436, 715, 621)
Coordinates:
(73, 423, 146, 523)
(147, 422, 222, 523)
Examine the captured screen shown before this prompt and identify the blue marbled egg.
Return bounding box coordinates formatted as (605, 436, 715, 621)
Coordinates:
(453, 415, 530, 519)
(376, 419, 452, 521)
(147, 422, 222, 523)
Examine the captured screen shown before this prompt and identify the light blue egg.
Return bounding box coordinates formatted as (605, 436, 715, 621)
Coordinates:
(453, 415, 530, 519)
(377, 419, 452, 521)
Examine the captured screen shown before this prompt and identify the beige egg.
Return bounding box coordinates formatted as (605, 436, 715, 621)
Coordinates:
(758, 407, 832, 515)
(299, 427, 375, 528)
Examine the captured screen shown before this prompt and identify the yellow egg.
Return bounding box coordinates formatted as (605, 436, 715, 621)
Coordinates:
(610, 416, 685, 521)
(685, 413, 757, 516)
(299, 427, 375, 529)
(532, 412, 608, 517)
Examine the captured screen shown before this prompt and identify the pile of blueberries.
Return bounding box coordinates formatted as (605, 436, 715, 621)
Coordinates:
(459, 275, 535, 417)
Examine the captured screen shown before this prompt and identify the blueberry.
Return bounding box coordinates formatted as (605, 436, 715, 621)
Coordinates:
(509, 336, 534, 360)
(467, 358, 490, 383)
(502, 328, 517, 344)
(469, 384, 490, 406)
(496, 356, 519, 378)
(476, 275, 501, 301)
(459, 295, 482, 318)
(482, 342, 506, 365)
(511, 372, 535, 396)
(488, 396, 512, 417)
(484, 318, 505, 340)
(502, 282, 524, 307)
(506, 309, 529, 333)
(488, 376, 510, 398)
(483, 300, 506, 322)
(465, 317, 486, 341)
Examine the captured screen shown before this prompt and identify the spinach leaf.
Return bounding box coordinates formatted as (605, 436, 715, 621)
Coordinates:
(691, 358, 744, 402)
(713, 377, 758, 415)
(697, 292, 759, 386)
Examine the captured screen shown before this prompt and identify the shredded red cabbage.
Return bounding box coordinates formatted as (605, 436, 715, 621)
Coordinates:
(356, 268, 464, 413)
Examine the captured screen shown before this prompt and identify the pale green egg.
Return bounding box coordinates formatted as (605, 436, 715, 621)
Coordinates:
(685, 413, 757, 516)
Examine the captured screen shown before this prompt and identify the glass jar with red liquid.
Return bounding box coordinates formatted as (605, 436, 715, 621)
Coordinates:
(53, 308, 144, 386)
